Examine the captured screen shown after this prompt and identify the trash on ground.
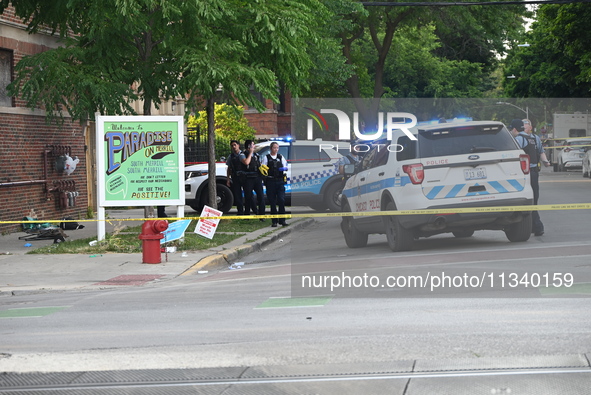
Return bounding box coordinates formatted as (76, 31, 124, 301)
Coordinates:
(197, 270, 208, 274)
(89, 254, 103, 258)
(229, 262, 245, 270)
(165, 246, 177, 253)
(24, 243, 32, 247)
(89, 240, 98, 246)
(181, 252, 188, 257)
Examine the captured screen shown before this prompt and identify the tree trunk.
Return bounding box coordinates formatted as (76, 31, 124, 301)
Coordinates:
(206, 97, 217, 209)
(143, 98, 156, 218)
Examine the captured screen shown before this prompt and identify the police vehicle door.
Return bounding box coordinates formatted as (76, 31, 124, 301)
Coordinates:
(344, 145, 373, 213)
(357, 144, 389, 212)
(290, 145, 336, 198)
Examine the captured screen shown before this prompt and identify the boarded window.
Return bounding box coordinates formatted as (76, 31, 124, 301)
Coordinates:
(0, 49, 12, 107)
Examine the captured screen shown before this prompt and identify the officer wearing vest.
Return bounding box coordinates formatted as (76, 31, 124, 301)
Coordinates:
(240, 140, 265, 219)
(261, 142, 288, 227)
(336, 141, 361, 185)
(512, 118, 550, 236)
(226, 140, 245, 215)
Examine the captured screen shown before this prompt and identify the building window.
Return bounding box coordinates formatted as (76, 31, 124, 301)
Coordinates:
(0, 49, 13, 107)
(249, 85, 266, 108)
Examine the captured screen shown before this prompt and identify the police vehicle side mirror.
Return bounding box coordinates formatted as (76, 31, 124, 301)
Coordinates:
(220, 156, 226, 162)
(343, 163, 356, 175)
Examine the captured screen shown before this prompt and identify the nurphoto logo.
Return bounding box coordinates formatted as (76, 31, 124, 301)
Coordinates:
(305, 108, 418, 141)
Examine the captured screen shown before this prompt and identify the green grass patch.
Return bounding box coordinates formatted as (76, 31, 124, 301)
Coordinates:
(28, 218, 271, 254)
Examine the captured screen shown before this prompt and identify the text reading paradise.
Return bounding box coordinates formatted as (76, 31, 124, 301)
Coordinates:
(105, 130, 173, 175)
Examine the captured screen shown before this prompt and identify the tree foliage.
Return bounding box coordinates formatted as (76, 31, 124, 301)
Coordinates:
(503, 3, 591, 98)
(5, 0, 327, 121)
(187, 104, 256, 143)
(315, 0, 530, 129)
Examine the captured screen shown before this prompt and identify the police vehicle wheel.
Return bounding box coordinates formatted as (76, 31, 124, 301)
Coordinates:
(188, 204, 202, 212)
(341, 202, 368, 248)
(452, 230, 474, 238)
(384, 202, 413, 252)
(504, 213, 532, 242)
(309, 203, 327, 211)
(324, 182, 343, 212)
(199, 183, 234, 213)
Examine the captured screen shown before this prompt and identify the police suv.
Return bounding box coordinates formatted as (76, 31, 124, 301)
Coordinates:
(340, 121, 534, 251)
(184, 139, 343, 213)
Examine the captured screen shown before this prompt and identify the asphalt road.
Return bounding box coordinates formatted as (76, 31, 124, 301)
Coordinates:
(1, 168, 590, 394)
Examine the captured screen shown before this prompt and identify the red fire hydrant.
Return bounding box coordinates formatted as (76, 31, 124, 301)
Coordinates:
(138, 220, 169, 264)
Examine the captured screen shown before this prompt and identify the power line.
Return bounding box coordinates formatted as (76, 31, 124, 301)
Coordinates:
(361, 0, 591, 6)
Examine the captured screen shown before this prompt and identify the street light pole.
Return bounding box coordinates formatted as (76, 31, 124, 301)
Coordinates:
(496, 101, 529, 120)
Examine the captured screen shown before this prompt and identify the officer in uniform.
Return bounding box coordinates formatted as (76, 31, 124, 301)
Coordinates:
(240, 140, 265, 219)
(226, 140, 245, 215)
(512, 118, 551, 236)
(261, 142, 288, 227)
(336, 141, 362, 188)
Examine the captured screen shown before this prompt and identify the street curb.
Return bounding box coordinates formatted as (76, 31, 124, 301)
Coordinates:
(180, 218, 315, 276)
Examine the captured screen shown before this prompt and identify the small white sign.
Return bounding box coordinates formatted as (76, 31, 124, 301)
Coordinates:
(194, 205, 223, 239)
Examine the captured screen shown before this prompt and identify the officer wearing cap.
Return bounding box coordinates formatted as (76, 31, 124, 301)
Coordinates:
(511, 118, 550, 236)
(509, 119, 523, 138)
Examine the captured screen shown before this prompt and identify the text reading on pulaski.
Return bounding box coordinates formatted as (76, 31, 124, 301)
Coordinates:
(300, 272, 574, 292)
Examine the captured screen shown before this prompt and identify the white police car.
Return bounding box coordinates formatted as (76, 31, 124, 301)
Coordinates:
(340, 121, 534, 251)
(184, 139, 343, 213)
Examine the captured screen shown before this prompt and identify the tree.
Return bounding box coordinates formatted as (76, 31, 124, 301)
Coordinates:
(503, 3, 591, 98)
(327, 0, 530, 129)
(4, 0, 326, 208)
(188, 104, 256, 142)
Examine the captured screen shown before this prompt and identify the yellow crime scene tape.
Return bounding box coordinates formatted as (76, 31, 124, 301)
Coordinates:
(2, 203, 591, 224)
(544, 136, 591, 150)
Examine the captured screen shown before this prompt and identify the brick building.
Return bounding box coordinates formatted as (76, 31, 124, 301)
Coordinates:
(1, 5, 90, 233)
(243, 89, 294, 139)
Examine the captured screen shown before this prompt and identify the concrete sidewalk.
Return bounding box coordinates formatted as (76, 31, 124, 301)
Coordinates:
(0, 208, 309, 296)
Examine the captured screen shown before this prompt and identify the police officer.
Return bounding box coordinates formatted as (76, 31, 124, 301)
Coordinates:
(508, 118, 522, 138)
(513, 118, 551, 236)
(240, 140, 265, 219)
(226, 140, 245, 215)
(261, 142, 288, 227)
(336, 141, 362, 188)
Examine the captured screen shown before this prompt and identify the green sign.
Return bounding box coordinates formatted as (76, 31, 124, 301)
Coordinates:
(97, 116, 185, 207)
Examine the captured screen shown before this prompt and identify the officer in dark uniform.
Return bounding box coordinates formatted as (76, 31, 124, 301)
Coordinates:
(240, 140, 265, 219)
(261, 142, 288, 227)
(226, 140, 245, 215)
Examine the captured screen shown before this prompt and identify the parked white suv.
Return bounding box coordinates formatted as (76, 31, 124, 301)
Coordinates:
(583, 146, 591, 177)
(184, 139, 343, 213)
(555, 138, 591, 172)
(340, 121, 534, 251)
